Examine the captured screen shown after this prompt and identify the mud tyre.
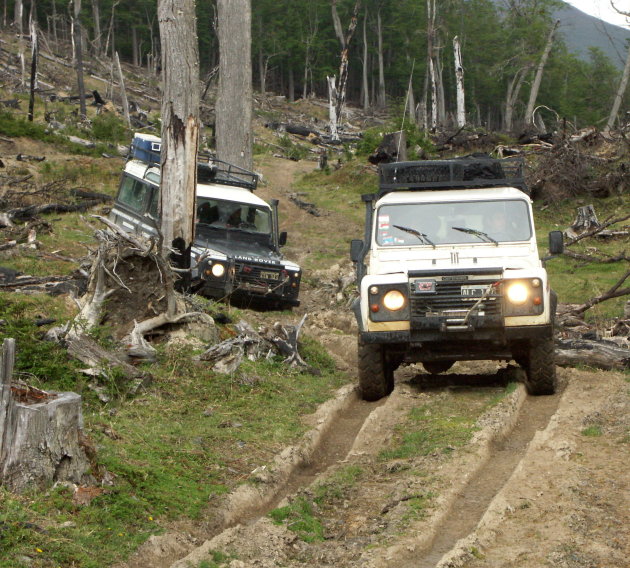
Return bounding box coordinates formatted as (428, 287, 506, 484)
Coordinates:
(357, 340, 395, 401)
(422, 360, 455, 374)
(524, 337, 557, 396)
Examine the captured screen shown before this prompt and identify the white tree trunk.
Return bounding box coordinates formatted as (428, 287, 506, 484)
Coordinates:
(362, 10, 369, 110)
(158, 0, 200, 305)
(114, 51, 131, 127)
(524, 20, 559, 127)
(216, 0, 253, 170)
(604, 43, 630, 132)
(376, 9, 386, 108)
(453, 35, 466, 128)
(327, 75, 339, 141)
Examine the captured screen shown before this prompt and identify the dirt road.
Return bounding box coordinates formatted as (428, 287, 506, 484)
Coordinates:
(118, 157, 629, 568)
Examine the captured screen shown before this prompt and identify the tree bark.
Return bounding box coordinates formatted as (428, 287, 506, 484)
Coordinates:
(0, 339, 91, 493)
(28, 13, 38, 122)
(524, 19, 559, 127)
(91, 0, 102, 55)
(504, 65, 530, 132)
(376, 8, 385, 108)
(114, 51, 131, 127)
(453, 35, 465, 128)
(216, 0, 253, 170)
(361, 9, 369, 110)
(604, 43, 630, 132)
(158, 0, 200, 305)
(70, 0, 87, 118)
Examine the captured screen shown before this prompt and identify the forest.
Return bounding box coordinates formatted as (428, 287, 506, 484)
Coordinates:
(3, 0, 630, 133)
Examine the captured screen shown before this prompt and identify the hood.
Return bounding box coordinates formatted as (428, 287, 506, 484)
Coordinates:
(193, 233, 284, 266)
(371, 242, 541, 274)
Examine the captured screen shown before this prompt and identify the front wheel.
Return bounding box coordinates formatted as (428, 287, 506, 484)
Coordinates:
(357, 340, 395, 401)
(524, 338, 557, 395)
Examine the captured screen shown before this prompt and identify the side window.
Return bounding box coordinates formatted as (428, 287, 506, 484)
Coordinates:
(147, 185, 159, 219)
(117, 175, 150, 212)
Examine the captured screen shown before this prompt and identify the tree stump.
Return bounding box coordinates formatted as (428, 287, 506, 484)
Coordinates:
(0, 338, 91, 492)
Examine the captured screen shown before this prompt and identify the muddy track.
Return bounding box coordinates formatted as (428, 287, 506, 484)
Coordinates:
(160, 363, 574, 568)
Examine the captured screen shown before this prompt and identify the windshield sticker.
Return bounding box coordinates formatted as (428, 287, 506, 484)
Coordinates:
(378, 215, 390, 230)
(382, 236, 394, 245)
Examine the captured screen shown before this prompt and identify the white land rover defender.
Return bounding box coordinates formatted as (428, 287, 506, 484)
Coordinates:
(110, 133, 302, 308)
(350, 156, 563, 401)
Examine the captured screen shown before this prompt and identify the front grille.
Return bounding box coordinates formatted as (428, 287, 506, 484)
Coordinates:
(410, 278, 502, 324)
(234, 262, 286, 295)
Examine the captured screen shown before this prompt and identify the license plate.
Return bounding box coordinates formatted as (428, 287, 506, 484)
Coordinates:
(461, 284, 495, 297)
(260, 271, 279, 280)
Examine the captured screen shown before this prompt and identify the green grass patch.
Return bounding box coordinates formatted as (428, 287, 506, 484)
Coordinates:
(0, 291, 347, 566)
(581, 425, 603, 437)
(313, 465, 364, 505)
(268, 496, 325, 543)
(380, 387, 511, 461)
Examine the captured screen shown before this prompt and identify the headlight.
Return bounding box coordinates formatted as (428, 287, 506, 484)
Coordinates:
(505, 282, 529, 304)
(383, 289, 406, 311)
(211, 263, 226, 278)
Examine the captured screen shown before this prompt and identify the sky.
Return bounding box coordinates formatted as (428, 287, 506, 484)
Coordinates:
(564, 0, 630, 28)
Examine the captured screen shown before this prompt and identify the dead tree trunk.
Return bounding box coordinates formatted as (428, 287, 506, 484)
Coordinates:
(376, 8, 385, 108)
(605, 42, 630, 132)
(216, 0, 253, 170)
(329, 0, 361, 140)
(453, 35, 465, 128)
(158, 0, 200, 302)
(524, 19, 559, 127)
(28, 15, 38, 121)
(114, 51, 131, 127)
(70, 0, 87, 118)
(361, 10, 369, 110)
(0, 339, 91, 493)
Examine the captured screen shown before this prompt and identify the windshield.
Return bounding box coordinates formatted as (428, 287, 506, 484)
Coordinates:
(196, 197, 272, 234)
(376, 199, 532, 246)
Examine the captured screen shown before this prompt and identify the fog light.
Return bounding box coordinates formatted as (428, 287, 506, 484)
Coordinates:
(369, 286, 379, 295)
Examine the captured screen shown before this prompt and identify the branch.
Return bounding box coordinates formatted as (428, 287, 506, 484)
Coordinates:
(566, 213, 630, 246)
(569, 269, 630, 315)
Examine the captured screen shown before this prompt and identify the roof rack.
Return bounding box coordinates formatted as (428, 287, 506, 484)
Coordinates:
(128, 133, 259, 192)
(378, 156, 528, 196)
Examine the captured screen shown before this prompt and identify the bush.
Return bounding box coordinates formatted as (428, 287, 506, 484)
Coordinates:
(91, 113, 131, 144)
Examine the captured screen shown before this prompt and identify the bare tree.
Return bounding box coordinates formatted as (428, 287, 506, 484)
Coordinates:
(453, 35, 465, 128)
(91, 0, 102, 55)
(157, 0, 200, 305)
(216, 0, 253, 170)
(375, 7, 385, 108)
(329, 0, 361, 139)
(70, 0, 87, 118)
(361, 8, 369, 110)
(605, 2, 630, 132)
(28, 8, 38, 122)
(524, 19, 559, 128)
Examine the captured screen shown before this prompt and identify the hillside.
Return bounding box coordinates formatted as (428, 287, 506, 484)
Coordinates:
(556, 2, 630, 68)
(0, 24, 629, 568)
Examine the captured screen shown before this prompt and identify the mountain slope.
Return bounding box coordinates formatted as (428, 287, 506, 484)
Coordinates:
(555, 2, 629, 67)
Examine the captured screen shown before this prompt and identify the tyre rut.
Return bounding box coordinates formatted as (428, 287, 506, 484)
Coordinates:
(396, 382, 563, 568)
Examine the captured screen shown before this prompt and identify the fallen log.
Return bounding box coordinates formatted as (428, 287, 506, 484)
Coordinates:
(555, 338, 630, 370)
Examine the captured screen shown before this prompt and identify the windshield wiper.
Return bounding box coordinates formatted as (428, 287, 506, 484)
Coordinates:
(452, 226, 498, 246)
(393, 224, 436, 248)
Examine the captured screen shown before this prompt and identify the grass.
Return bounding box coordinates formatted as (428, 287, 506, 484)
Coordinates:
(0, 292, 347, 567)
(378, 388, 509, 461)
(535, 193, 630, 321)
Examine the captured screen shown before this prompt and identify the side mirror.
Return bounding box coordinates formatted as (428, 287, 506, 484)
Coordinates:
(350, 239, 364, 262)
(548, 230, 564, 255)
(278, 231, 287, 246)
